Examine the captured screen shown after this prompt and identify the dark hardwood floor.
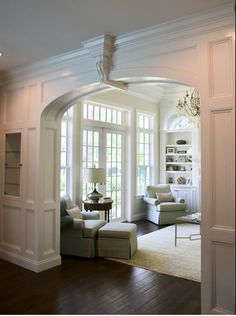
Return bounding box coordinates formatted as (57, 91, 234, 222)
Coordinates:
(0, 220, 201, 315)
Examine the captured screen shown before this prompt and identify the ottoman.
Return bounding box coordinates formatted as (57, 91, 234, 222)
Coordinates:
(97, 223, 137, 259)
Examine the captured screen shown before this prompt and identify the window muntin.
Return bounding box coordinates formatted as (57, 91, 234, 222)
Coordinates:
(82, 101, 126, 221)
(82, 129, 100, 200)
(105, 131, 123, 220)
(136, 113, 154, 195)
(83, 102, 123, 125)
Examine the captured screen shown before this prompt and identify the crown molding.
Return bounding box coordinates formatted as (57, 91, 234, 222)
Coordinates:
(0, 2, 234, 85)
(115, 2, 235, 50)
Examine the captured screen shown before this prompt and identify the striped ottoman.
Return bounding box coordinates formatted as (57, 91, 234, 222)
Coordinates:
(97, 222, 137, 259)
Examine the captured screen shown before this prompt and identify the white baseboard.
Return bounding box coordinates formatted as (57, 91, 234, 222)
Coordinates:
(131, 213, 145, 222)
(0, 248, 61, 272)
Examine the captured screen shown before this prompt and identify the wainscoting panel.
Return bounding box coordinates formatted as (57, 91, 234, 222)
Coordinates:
(4, 87, 26, 124)
(43, 208, 56, 256)
(212, 242, 235, 313)
(211, 109, 234, 229)
(25, 128, 37, 203)
(209, 38, 233, 99)
(43, 128, 56, 202)
(1, 204, 22, 251)
(25, 208, 35, 256)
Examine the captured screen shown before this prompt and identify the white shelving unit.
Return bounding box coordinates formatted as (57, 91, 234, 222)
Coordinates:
(165, 144, 193, 185)
(161, 128, 200, 212)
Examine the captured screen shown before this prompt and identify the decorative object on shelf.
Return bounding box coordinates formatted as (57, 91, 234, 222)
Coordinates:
(187, 178, 192, 185)
(168, 177, 174, 184)
(177, 88, 200, 117)
(83, 167, 106, 202)
(178, 156, 186, 162)
(177, 149, 187, 154)
(173, 165, 179, 171)
(166, 147, 175, 154)
(180, 166, 185, 171)
(186, 156, 192, 162)
(166, 165, 174, 171)
(166, 157, 173, 162)
(176, 139, 186, 145)
(177, 176, 186, 184)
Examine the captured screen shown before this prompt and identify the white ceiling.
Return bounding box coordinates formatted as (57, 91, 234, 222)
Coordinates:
(0, 0, 233, 73)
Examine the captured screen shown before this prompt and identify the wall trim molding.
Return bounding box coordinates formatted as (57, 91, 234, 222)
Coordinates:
(0, 2, 234, 85)
(0, 249, 61, 272)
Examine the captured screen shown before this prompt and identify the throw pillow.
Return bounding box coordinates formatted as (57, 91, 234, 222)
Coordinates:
(66, 206, 83, 219)
(156, 192, 174, 202)
(64, 195, 75, 209)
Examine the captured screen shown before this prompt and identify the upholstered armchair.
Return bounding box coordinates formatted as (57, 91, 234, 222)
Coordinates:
(143, 184, 187, 225)
(60, 195, 106, 258)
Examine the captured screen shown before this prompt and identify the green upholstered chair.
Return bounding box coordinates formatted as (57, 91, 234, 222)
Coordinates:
(60, 196, 106, 258)
(143, 184, 187, 225)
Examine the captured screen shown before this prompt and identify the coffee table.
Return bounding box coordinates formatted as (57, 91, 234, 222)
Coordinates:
(175, 212, 201, 246)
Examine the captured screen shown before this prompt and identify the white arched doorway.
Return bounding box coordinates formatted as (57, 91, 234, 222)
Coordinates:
(39, 76, 200, 262)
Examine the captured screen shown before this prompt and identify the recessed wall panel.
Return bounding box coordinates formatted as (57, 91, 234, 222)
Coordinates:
(25, 209, 35, 255)
(5, 87, 25, 123)
(44, 128, 56, 201)
(2, 204, 22, 251)
(211, 110, 234, 229)
(213, 242, 234, 313)
(43, 209, 56, 255)
(209, 38, 233, 98)
(28, 84, 40, 121)
(25, 128, 37, 202)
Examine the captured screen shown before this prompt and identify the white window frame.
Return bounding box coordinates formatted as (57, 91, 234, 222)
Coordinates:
(136, 111, 154, 195)
(81, 100, 127, 221)
(60, 108, 73, 196)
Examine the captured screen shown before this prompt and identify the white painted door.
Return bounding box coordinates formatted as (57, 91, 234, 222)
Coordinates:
(200, 32, 235, 314)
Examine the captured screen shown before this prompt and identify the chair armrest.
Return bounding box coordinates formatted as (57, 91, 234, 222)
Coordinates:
(143, 197, 160, 206)
(73, 219, 84, 230)
(81, 211, 100, 220)
(175, 197, 185, 203)
(61, 215, 73, 229)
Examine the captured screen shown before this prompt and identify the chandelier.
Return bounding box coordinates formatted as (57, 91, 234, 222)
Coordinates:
(177, 88, 200, 117)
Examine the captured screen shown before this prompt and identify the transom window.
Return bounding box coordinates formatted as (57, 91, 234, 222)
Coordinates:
(83, 102, 122, 125)
(136, 112, 154, 195)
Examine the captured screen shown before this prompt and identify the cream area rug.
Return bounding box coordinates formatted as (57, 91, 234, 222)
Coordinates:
(109, 223, 201, 282)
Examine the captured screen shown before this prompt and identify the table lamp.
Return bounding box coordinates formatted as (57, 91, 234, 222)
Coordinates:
(83, 167, 106, 202)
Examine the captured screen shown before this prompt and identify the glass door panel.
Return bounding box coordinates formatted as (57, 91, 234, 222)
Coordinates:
(105, 131, 124, 221)
(4, 133, 21, 196)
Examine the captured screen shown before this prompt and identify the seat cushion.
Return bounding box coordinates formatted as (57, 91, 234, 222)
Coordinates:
(158, 202, 186, 212)
(81, 211, 100, 220)
(66, 206, 83, 219)
(146, 184, 171, 198)
(156, 192, 174, 202)
(83, 220, 106, 238)
(98, 223, 137, 239)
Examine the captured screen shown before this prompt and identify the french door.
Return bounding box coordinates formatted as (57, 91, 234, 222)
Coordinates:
(82, 127, 125, 221)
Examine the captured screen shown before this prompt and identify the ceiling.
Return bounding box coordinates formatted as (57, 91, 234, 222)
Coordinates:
(0, 0, 233, 74)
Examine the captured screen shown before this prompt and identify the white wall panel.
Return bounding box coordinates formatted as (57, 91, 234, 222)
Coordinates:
(43, 209, 56, 255)
(2, 204, 22, 251)
(28, 84, 40, 120)
(25, 128, 37, 202)
(211, 110, 234, 229)
(212, 242, 235, 313)
(43, 128, 56, 201)
(25, 208, 35, 256)
(4, 87, 26, 124)
(209, 38, 233, 98)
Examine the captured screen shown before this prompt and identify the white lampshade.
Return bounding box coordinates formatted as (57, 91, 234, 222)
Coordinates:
(83, 168, 106, 183)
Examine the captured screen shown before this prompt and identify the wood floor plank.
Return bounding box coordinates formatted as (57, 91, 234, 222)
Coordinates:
(0, 220, 201, 314)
